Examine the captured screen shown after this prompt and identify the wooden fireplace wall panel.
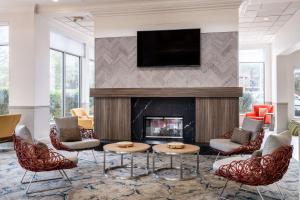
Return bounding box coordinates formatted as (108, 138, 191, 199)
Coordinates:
(195, 97, 239, 143)
(94, 97, 131, 140)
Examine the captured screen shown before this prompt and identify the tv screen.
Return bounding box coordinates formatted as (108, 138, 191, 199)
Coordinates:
(137, 29, 200, 67)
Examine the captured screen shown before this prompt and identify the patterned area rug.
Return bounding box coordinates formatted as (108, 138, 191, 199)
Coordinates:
(0, 148, 298, 200)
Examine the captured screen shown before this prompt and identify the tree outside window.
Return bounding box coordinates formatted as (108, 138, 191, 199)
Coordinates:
(50, 49, 81, 121)
(239, 49, 265, 113)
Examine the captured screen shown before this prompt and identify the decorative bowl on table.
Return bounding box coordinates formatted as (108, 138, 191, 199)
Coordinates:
(167, 142, 185, 149)
(116, 141, 134, 148)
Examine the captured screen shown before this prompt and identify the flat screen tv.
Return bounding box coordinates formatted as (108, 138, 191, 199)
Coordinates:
(137, 29, 200, 67)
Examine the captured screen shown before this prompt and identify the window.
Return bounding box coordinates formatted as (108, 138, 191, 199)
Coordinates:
(50, 32, 84, 121)
(50, 50, 81, 120)
(89, 59, 95, 115)
(0, 26, 9, 115)
(239, 49, 265, 113)
(64, 54, 80, 116)
(294, 70, 300, 117)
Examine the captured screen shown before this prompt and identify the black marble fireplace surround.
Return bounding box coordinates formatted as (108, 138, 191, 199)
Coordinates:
(131, 97, 195, 143)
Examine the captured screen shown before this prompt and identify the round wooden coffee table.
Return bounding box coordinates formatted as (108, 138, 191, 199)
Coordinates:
(152, 144, 200, 181)
(103, 142, 150, 179)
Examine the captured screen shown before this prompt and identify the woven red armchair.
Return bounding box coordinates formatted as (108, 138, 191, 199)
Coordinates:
(14, 134, 76, 172)
(215, 145, 293, 199)
(220, 129, 264, 156)
(13, 133, 77, 194)
(50, 126, 100, 163)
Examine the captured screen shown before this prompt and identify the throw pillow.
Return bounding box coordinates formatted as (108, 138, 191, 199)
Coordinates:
(34, 142, 50, 159)
(230, 128, 251, 145)
(288, 120, 299, 136)
(59, 127, 82, 142)
(55, 117, 81, 142)
(242, 117, 263, 141)
(258, 108, 268, 117)
(262, 130, 292, 156)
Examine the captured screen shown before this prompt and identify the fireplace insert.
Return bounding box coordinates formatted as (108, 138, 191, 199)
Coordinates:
(144, 117, 183, 139)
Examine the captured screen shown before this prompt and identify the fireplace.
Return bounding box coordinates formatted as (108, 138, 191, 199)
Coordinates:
(132, 97, 195, 143)
(144, 117, 183, 139)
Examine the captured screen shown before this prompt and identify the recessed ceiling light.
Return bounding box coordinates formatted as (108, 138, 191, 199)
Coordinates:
(263, 17, 269, 21)
(52, 0, 59, 2)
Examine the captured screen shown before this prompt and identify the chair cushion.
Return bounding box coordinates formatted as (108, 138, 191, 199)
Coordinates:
(262, 131, 292, 156)
(230, 128, 251, 144)
(242, 117, 263, 141)
(55, 117, 81, 142)
(66, 156, 78, 164)
(209, 139, 242, 153)
(61, 139, 100, 150)
(258, 108, 268, 117)
(15, 125, 33, 144)
(251, 149, 262, 158)
(213, 155, 250, 173)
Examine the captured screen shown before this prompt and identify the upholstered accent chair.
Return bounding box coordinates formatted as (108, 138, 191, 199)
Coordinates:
(245, 104, 274, 131)
(0, 114, 21, 143)
(70, 108, 94, 130)
(13, 125, 77, 195)
(213, 131, 293, 200)
(50, 117, 100, 163)
(209, 118, 264, 161)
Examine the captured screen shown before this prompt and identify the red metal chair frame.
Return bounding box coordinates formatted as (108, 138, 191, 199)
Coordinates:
(212, 129, 265, 156)
(50, 126, 98, 163)
(215, 145, 293, 199)
(50, 127, 96, 151)
(13, 134, 77, 194)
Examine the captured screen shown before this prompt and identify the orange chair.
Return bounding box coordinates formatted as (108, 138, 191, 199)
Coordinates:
(70, 108, 93, 129)
(245, 104, 274, 130)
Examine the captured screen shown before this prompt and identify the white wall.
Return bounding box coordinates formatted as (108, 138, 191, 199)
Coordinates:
(277, 51, 300, 120)
(0, 7, 94, 140)
(94, 8, 238, 37)
(0, 7, 50, 138)
(271, 9, 300, 131)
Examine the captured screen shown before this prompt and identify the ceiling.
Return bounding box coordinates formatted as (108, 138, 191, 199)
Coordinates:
(1, 0, 300, 44)
(239, 0, 300, 44)
(54, 15, 94, 37)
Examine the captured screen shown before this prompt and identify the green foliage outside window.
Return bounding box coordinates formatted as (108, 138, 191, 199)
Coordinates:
(50, 89, 79, 120)
(0, 88, 8, 114)
(239, 92, 254, 114)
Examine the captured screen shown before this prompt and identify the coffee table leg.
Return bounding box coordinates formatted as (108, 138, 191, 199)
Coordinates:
(170, 155, 173, 169)
(103, 151, 106, 174)
(130, 153, 134, 177)
(146, 150, 149, 170)
(180, 154, 183, 179)
(152, 152, 155, 173)
(121, 154, 123, 166)
(196, 151, 199, 175)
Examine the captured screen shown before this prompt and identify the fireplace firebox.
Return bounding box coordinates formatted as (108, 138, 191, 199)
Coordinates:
(131, 97, 195, 143)
(144, 117, 183, 139)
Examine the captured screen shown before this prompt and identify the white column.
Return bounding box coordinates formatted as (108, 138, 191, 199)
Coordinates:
(8, 9, 50, 140)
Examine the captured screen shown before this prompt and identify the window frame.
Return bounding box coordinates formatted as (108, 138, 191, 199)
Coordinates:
(293, 69, 300, 118)
(0, 25, 9, 115)
(50, 48, 82, 117)
(239, 61, 266, 114)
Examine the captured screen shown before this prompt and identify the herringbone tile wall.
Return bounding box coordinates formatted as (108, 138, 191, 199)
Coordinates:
(95, 32, 238, 88)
